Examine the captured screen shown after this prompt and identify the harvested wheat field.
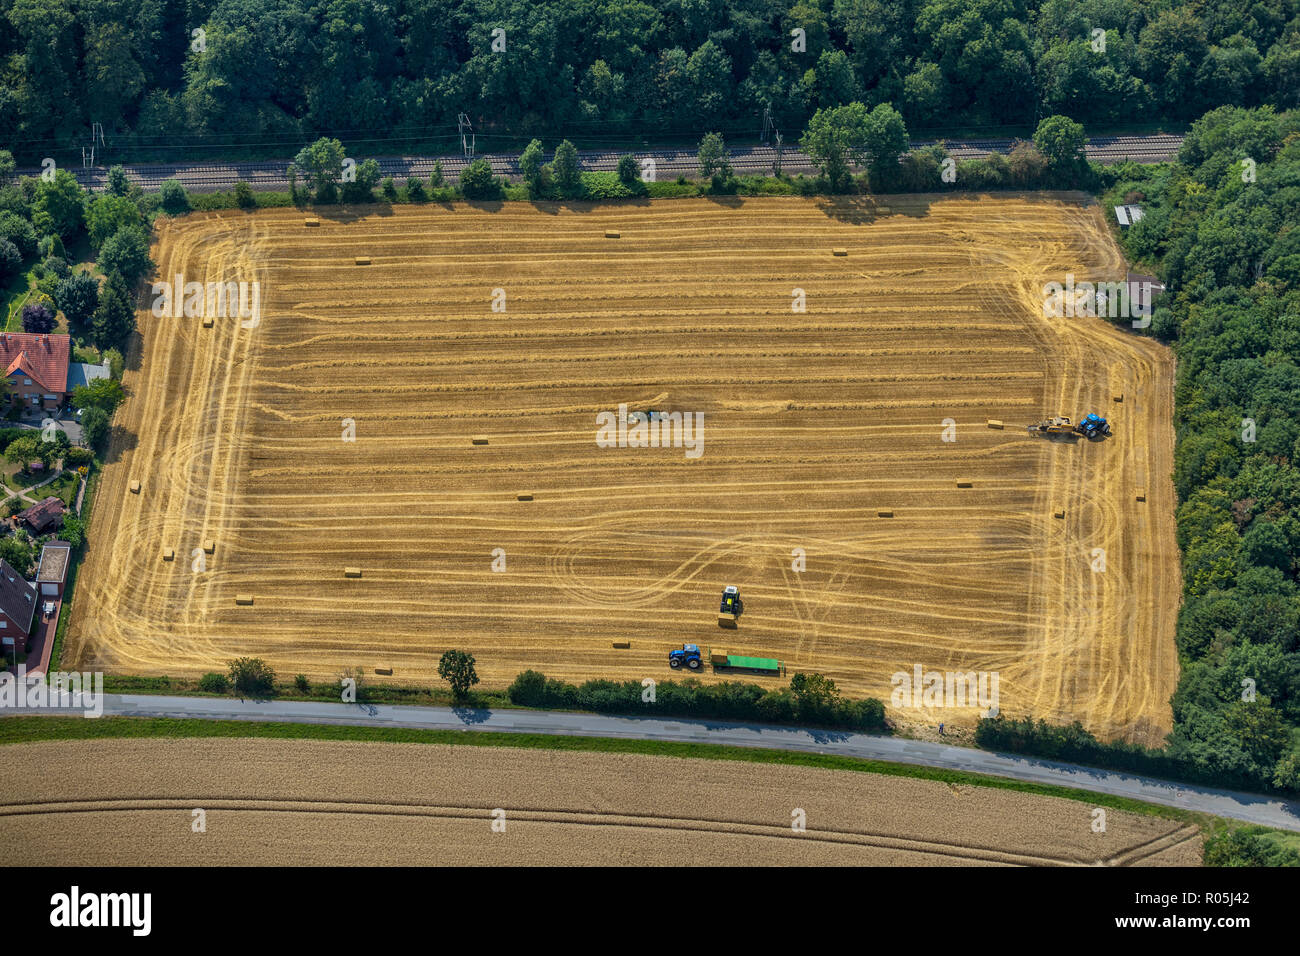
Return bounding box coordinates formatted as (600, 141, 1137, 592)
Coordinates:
(67, 196, 1179, 742)
(0, 738, 1201, 865)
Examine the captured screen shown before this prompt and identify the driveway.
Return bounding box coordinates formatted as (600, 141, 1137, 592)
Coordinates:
(16, 415, 82, 446)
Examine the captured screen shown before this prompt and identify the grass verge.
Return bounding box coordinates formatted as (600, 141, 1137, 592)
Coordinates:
(45, 468, 99, 674)
(101, 673, 514, 709)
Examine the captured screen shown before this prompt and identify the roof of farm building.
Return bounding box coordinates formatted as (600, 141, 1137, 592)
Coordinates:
(37, 541, 71, 583)
(1126, 272, 1166, 314)
(18, 496, 66, 533)
(0, 333, 71, 393)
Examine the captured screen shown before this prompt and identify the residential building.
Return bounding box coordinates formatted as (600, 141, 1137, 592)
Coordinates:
(67, 361, 110, 392)
(0, 558, 38, 653)
(0, 332, 71, 413)
(36, 540, 71, 599)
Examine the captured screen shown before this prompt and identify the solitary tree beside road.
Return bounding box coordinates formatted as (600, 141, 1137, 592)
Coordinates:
(228, 657, 277, 698)
(438, 649, 479, 700)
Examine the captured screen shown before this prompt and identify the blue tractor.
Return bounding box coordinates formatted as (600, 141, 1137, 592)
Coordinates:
(1075, 414, 1112, 439)
(669, 643, 703, 670)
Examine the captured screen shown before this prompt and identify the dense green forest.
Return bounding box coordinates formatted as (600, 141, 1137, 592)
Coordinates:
(1124, 106, 1300, 791)
(2, 0, 1299, 160)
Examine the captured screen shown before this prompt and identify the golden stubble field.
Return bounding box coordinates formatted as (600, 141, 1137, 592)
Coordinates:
(65, 196, 1180, 742)
(0, 738, 1202, 865)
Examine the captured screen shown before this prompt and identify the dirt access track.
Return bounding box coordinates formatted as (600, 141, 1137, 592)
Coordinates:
(66, 196, 1179, 743)
(0, 738, 1201, 865)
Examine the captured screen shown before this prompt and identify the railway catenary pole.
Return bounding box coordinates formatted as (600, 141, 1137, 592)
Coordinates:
(32, 131, 1183, 194)
(458, 113, 475, 159)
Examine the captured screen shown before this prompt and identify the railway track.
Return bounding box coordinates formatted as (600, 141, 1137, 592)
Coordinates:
(18, 133, 1183, 194)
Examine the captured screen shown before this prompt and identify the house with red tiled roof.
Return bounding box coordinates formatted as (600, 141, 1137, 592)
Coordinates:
(0, 332, 72, 413)
(0, 332, 104, 415)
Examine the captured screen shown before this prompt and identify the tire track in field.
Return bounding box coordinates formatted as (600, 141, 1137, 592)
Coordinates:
(66, 197, 1180, 742)
(0, 797, 1179, 867)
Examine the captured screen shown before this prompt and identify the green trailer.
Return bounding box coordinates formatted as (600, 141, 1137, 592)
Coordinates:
(709, 651, 784, 676)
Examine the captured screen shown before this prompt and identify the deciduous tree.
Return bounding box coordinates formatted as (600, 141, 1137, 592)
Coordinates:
(438, 649, 479, 700)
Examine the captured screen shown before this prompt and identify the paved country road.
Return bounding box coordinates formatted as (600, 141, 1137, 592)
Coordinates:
(5, 691, 1297, 833)
(16, 132, 1183, 194)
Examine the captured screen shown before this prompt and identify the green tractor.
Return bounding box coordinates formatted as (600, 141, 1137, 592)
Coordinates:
(719, 585, 742, 628)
